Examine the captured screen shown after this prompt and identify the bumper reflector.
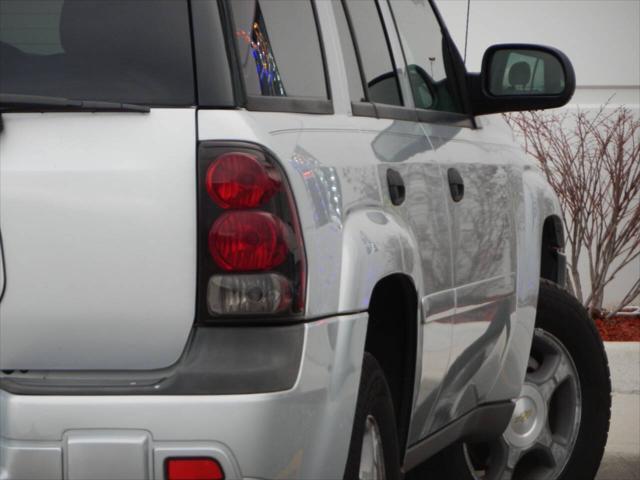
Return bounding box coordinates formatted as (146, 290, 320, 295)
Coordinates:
(166, 458, 224, 480)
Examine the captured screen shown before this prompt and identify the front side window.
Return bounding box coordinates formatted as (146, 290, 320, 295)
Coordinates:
(344, 0, 403, 106)
(388, 0, 461, 113)
(0, 0, 195, 106)
(230, 0, 328, 100)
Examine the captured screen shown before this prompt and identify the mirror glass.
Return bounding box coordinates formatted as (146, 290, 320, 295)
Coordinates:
(488, 49, 565, 96)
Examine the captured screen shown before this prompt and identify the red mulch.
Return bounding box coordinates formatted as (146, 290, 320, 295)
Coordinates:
(595, 315, 640, 341)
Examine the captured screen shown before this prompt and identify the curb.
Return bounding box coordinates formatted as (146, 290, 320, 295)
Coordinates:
(604, 342, 640, 394)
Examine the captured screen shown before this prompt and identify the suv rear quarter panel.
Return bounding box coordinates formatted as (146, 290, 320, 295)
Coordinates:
(197, 109, 425, 318)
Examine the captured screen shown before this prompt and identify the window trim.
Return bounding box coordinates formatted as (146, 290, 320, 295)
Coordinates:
(246, 95, 333, 115)
(416, 108, 474, 127)
(221, 0, 334, 115)
(191, 0, 235, 108)
(337, 0, 370, 104)
(372, 0, 404, 107)
(412, 0, 476, 121)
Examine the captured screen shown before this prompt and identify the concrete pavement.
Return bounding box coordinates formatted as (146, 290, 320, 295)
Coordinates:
(597, 394, 640, 479)
(597, 343, 640, 480)
(606, 342, 640, 394)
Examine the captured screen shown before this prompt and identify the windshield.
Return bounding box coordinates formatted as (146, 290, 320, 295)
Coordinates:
(0, 0, 195, 106)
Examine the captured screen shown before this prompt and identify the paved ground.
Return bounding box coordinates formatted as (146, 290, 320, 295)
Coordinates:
(596, 343, 640, 480)
(597, 394, 640, 479)
(605, 342, 640, 395)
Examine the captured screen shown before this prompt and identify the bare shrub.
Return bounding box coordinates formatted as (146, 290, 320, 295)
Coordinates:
(506, 105, 640, 316)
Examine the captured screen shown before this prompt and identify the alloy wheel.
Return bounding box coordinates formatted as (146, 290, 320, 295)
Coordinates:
(464, 328, 582, 479)
(359, 415, 387, 480)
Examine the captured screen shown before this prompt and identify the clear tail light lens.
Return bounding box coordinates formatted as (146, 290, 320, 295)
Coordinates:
(197, 143, 306, 321)
(207, 273, 292, 315)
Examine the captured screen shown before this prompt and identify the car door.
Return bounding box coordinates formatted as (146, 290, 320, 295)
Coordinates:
(0, 0, 198, 370)
(334, 0, 457, 444)
(386, 0, 517, 434)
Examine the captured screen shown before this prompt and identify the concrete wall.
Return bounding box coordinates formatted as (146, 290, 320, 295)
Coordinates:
(436, 0, 640, 308)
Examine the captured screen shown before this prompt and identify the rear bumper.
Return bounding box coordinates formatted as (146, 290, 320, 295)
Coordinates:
(0, 313, 368, 480)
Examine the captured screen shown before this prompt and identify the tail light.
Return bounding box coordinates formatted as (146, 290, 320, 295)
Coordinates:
(205, 152, 280, 208)
(197, 142, 306, 321)
(209, 212, 288, 271)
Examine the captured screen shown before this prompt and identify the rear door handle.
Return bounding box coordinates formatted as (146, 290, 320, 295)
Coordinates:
(447, 168, 464, 202)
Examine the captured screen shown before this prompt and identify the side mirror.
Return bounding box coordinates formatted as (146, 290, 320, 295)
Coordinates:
(469, 44, 575, 116)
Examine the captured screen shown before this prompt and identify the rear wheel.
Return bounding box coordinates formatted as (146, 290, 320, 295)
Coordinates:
(418, 280, 611, 480)
(344, 353, 401, 480)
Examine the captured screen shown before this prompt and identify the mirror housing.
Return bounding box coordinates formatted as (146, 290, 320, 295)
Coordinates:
(469, 44, 575, 116)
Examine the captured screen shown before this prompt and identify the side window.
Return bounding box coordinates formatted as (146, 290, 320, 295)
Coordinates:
(388, 0, 461, 113)
(230, 0, 328, 99)
(333, 0, 366, 103)
(343, 0, 402, 106)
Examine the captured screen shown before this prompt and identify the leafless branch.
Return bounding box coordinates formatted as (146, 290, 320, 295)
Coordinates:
(505, 105, 640, 315)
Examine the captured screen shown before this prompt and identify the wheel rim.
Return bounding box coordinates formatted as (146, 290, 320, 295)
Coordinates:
(359, 415, 386, 480)
(464, 328, 582, 480)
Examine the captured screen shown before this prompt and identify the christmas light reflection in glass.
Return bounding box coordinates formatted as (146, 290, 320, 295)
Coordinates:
(236, 4, 285, 97)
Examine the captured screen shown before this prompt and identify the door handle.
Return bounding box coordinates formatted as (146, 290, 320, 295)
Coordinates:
(447, 168, 464, 202)
(387, 169, 405, 206)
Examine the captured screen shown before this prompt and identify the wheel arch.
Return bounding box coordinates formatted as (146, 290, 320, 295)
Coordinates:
(337, 207, 423, 457)
(540, 215, 566, 287)
(365, 273, 419, 460)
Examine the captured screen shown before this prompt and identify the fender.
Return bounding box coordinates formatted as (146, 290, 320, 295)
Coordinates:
(518, 166, 563, 315)
(337, 207, 424, 313)
(484, 162, 563, 403)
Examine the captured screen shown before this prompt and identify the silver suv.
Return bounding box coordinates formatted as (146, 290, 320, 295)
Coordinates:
(0, 1, 611, 479)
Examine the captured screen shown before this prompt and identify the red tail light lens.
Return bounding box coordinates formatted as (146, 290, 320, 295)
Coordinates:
(165, 458, 224, 480)
(198, 143, 306, 320)
(205, 152, 281, 209)
(209, 211, 288, 271)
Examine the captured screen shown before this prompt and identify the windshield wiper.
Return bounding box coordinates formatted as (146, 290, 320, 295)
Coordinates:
(0, 93, 150, 113)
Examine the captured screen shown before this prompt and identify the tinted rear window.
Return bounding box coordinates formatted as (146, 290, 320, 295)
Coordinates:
(0, 0, 194, 106)
(230, 0, 328, 99)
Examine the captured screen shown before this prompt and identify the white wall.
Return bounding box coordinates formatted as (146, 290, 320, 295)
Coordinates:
(437, 1, 639, 82)
(436, 0, 640, 308)
(437, 0, 640, 106)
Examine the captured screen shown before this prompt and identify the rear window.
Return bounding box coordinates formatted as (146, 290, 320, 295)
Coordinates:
(0, 0, 195, 106)
(230, 0, 328, 100)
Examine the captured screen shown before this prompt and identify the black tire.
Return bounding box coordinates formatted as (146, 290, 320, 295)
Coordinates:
(411, 279, 611, 480)
(344, 353, 401, 480)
